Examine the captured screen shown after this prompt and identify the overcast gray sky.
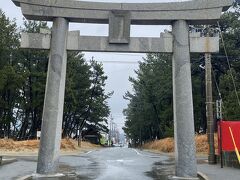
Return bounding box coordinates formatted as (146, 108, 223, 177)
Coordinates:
(0, 0, 185, 133)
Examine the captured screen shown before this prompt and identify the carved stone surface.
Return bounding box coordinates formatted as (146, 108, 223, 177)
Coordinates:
(109, 10, 130, 44)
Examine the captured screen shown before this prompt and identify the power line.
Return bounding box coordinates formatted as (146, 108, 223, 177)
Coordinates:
(217, 21, 240, 107)
(212, 66, 224, 105)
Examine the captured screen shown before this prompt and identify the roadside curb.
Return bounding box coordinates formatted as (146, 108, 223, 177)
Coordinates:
(142, 149, 174, 157)
(0, 148, 99, 157)
(0, 158, 17, 166)
(197, 171, 209, 180)
(16, 175, 32, 180)
(167, 172, 208, 180)
(142, 149, 208, 159)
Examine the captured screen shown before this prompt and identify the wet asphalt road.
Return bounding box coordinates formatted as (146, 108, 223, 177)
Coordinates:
(0, 147, 174, 180)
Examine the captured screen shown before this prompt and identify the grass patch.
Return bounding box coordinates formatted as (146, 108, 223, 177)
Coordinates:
(143, 134, 218, 154)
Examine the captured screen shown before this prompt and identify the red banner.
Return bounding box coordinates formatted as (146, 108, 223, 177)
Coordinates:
(218, 121, 240, 153)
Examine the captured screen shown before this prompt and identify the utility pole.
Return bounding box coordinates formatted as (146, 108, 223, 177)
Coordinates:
(205, 51, 216, 164)
(77, 125, 81, 147)
(108, 120, 111, 146)
(108, 115, 113, 146)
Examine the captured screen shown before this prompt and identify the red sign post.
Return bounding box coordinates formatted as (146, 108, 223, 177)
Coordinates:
(218, 120, 240, 167)
(218, 121, 240, 152)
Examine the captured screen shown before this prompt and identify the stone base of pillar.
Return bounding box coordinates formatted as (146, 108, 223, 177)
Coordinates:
(168, 176, 199, 180)
(168, 171, 208, 180)
(17, 173, 66, 180)
(31, 173, 65, 179)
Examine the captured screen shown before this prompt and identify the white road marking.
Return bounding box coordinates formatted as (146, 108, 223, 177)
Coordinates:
(133, 149, 142, 156)
(85, 150, 93, 155)
(133, 149, 160, 158)
(106, 159, 134, 163)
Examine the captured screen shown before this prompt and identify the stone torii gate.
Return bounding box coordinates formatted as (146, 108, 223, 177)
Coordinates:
(12, 0, 233, 179)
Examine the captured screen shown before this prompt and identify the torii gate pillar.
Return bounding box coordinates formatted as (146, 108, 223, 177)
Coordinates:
(36, 17, 69, 174)
(172, 20, 197, 178)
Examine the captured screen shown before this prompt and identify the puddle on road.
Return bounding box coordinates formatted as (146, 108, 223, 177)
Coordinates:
(146, 159, 175, 180)
(26, 163, 90, 180)
(27, 176, 89, 180)
(27, 160, 104, 180)
(24, 157, 185, 180)
(27, 172, 91, 180)
(146, 158, 208, 180)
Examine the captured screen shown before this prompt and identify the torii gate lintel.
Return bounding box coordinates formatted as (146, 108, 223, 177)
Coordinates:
(21, 31, 219, 53)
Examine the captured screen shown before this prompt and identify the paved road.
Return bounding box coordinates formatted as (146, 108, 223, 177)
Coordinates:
(2, 147, 240, 180)
(0, 147, 172, 180)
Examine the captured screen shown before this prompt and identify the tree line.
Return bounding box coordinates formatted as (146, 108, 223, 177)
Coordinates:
(0, 10, 112, 140)
(123, 3, 240, 145)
